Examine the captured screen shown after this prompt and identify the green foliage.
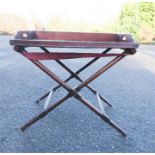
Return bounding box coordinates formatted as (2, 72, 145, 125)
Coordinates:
(139, 2, 155, 27)
(113, 2, 155, 42)
(119, 3, 139, 35)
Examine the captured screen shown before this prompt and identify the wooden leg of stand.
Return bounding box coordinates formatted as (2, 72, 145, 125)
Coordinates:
(21, 94, 70, 131)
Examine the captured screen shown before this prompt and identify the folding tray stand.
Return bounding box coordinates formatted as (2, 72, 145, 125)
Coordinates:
(10, 31, 139, 137)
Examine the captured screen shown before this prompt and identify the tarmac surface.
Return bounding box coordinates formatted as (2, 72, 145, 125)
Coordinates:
(0, 36, 155, 152)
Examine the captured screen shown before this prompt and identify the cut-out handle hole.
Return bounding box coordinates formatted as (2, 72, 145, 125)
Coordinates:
(23, 33, 28, 38)
(122, 36, 127, 41)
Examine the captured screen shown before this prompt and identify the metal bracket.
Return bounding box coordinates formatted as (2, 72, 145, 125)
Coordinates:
(44, 89, 53, 110)
(96, 93, 107, 115)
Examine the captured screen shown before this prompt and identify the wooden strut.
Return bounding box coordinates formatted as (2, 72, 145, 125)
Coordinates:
(20, 51, 127, 137)
(36, 48, 112, 107)
(22, 52, 124, 60)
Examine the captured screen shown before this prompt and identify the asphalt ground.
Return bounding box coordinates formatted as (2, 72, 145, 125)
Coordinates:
(0, 36, 155, 152)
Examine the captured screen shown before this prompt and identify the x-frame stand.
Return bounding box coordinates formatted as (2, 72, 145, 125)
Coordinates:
(20, 47, 127, 137)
